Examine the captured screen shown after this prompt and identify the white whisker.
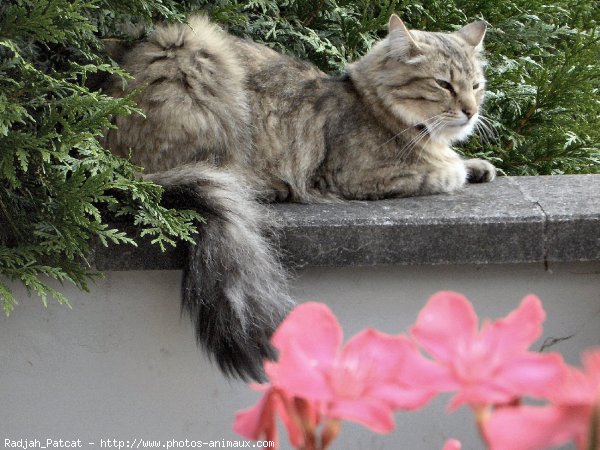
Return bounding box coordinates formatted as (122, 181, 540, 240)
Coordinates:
(394, 116, 445, 163)
(474, 114, 498, 144)
(414, 118, 447, 164)
(378, 113, 446, 154)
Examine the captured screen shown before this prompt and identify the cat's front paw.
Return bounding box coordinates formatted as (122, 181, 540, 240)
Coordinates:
(465, 158, 496, 183)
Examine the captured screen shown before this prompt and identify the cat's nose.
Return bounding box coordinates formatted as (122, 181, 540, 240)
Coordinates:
(462, 108, 475, 120)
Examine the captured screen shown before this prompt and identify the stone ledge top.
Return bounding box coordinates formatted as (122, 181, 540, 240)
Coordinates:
(93, 175, 600, 270)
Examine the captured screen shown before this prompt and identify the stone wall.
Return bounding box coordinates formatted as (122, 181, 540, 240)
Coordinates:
(1, 175, 599, 449)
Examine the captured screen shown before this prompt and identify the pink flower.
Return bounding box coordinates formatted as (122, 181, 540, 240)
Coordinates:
(253, 302, 439, 435)
(485, 349, 600, 450)
(267, 302, 441, 432)
(442, 439, 462, 450)
(410, 292, 566, 410)
(233, 384, 308, 448)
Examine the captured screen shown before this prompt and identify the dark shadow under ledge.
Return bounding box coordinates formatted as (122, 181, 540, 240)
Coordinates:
(92, 175, 600, 271)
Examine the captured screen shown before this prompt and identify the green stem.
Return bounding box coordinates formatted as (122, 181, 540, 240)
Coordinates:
(0, 195, 23, 244)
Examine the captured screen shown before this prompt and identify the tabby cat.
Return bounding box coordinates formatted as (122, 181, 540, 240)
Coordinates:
(101, 14, 496, 381)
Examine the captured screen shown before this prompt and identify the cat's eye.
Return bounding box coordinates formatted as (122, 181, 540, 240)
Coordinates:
(473, 82, 480, 90)
(435, 79, 454, 92)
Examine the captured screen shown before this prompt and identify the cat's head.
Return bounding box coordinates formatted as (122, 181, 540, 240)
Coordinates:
(350, 15, 487, 145)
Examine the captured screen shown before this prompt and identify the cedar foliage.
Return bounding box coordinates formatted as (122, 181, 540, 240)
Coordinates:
(0, 0, 200, 314)
(1, 0, 598, 313)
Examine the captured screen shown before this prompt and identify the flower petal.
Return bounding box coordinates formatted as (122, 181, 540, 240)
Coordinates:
(445, 353, 566, 411)
(271, 302, 342, 369)
(274, 394, 308, 448)
(267, 303, 342, 400)
(481, 295, 545, 358)
(369, 382, 436, 410)
(550, 364, 594, 405)
(341, 329, 407, 374)
(234, 387, 309, 449)
(392, 343, 459, 393)
(485, 405, 589, 450)
(233, 387, 279, 444)
(442, 439, 461, 450)
(265, 342, 332, 401)
(583, 348, 600, 391)
(446, 385, 513, 412)
(410, 291, 478, 363)
(498, 352, 567, 399)
(336, 330, 443, 409)
(327, 398, 395, 434)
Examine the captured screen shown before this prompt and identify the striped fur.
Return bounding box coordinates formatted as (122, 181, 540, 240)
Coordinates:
(101, 15, 496, 380)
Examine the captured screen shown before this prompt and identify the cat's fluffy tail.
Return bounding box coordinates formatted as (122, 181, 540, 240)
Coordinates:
(147, 163, 294, 381)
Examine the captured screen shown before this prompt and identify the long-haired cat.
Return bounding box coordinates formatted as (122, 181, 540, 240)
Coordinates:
(101, 14, 496, 381)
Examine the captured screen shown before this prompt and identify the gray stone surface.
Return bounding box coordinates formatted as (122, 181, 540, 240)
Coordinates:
(509, 175, 600, 262)
(93, 175, 600, 270)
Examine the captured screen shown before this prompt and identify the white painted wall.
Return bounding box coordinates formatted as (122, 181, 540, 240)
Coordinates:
(1, 262, 599, 449)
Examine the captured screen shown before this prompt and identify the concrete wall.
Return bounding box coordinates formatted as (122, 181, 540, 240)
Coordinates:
(1, 261, 599, 449)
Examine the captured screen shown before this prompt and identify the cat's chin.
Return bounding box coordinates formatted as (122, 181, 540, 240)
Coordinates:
(399, 113, 478, 146)
(429, 121, 476, 145)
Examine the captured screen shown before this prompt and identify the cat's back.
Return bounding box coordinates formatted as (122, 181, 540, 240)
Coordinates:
(103, 15, 329, 175)
(102, 16, 253, 172)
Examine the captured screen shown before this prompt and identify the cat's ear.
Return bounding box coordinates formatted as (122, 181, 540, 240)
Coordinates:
(388, 14, 423, 64)
(456, 21, 487, 50)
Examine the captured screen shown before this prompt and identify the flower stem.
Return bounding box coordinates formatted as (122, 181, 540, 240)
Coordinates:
(320, 419, 341, 450)
(587, 402, 599, 450)
(474, 405, 492, 448)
